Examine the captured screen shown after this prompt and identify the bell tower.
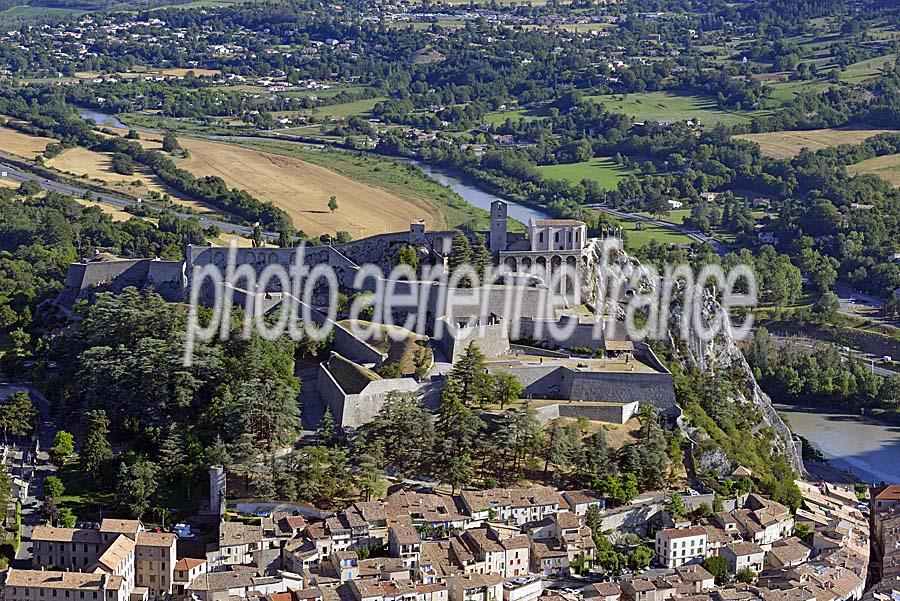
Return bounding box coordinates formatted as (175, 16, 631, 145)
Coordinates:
(489, 200, 508, 253)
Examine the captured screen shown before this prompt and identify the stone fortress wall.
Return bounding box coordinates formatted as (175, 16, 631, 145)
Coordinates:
(57, 213, 677, 430)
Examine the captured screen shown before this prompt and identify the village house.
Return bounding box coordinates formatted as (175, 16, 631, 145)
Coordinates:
(655, 526, 709, 568)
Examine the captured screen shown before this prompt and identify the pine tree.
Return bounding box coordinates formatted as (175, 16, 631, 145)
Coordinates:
(81, 410, 114, 481)
(447, 232, 472, 285)
(433, 379, 481, 493)
(448, 343, 491, 406)
(158, 426, 185, 486)
(317, 407, 342, 449)
(471, 233, 491, 281)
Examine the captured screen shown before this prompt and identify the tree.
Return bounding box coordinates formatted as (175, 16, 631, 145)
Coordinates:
(81, 410, 114, 480)
(491, 371, 523, 409)
(355, 453, 383, 501)
(396, 245, 420, 271)
(0, 391, 36, 442)
(627, 546, 653, 571)
(471, 234, 491, 279)
(736, 567, 756, 584)
(316, 408, 342, 449)
(44, 475, 64, 500)
(162, 131, 182, 155)
(116, 459, 159, 518)
(447, 232, 472, 279)
(702, 555, 729, 585)
(57, 507, 76, 528)
(433, 380, 481, 493)
(813, 291, 840, 316)
(328, 195, 338, 212)
(793, 522, 812, 539)
(49, 431, 75, 466)
(664, 492, 687, 520)
(447, 343, 491, 406)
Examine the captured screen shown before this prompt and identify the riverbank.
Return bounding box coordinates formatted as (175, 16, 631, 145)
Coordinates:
(776, 403, 900, 484)
(80, 109, 548, 234)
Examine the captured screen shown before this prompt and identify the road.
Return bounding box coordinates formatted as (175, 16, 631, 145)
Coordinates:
(0, 376, 58, 564)
(586, 204, 727, 254)
(770, 334, 896, 377)
(0, 162, 278, 241)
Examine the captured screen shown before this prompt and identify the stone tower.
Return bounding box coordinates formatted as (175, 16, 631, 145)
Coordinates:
(209, 465, 226, 517)
(489, 199, 508, 253)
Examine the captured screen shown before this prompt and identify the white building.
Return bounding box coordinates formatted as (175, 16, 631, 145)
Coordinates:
(655, 526, 708, 568)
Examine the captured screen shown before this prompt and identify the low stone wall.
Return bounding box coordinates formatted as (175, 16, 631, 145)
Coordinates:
(599, 502, 662, 535)
(558, 401, 639, 424)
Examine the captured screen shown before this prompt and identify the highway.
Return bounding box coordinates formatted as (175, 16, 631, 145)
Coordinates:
(0, 161, 278, 241)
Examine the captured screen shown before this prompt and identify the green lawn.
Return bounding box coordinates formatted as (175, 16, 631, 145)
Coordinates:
(482, 108, 546, 125)
(840, 55, 897, 84)
(538, 157, 636, 189)
(586, 91, 755, 126)
(620, 221, 693, 249)
(636, 208, 690, 225)
(314, 97, 386, 118)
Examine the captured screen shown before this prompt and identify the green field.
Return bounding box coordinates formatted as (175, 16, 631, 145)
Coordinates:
(620, 221, 693, 249)
(0, 4, 86, 18)
(538, 157, 636, 189)
(279, 86, 367, 99)
(636, 208, 690, 225)
(314, 97, 386, 118)
(763, 78, 833, 105)
(840, 55, 897, 84)
(482, 108, 545, 125)
(586, 91, 755, 126)
(847, 153, 900, 186)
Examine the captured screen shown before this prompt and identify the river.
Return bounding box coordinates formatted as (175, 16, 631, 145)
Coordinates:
(776, 404, 900, 484)
(77, 109, 551, 223)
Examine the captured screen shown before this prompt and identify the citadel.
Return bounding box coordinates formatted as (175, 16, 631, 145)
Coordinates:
(57, 199, 676, 429)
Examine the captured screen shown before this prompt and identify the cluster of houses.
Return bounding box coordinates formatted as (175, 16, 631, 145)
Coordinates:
(3, 478, 877, 601)
(866, 485, 900, 601)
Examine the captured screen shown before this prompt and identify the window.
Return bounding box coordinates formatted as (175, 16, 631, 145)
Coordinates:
(554, 232, 559, 243)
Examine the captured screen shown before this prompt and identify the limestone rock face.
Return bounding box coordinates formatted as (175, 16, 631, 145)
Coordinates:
(604, 250, 804, 476)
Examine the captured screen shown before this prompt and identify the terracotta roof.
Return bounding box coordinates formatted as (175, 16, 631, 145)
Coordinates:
(725, 541, 764, 557)
(658, 526, 708, 539)
(174, 558, 207, 570)
(220, 521, 262, 546)
(100, 518, 143, 535)
(875, 485, 900, 501)
(94, 535, 135, 571)
(5, 569, 124, 591)
(32, 525, 102, 544)
(136, 531, 176, 547)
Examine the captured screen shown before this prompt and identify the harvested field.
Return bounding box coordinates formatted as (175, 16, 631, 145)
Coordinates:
(46, 147, 217, 215)
(734, 127, 895, 159)
(177, 137, 441, 236)
(0, 126, 53, 159)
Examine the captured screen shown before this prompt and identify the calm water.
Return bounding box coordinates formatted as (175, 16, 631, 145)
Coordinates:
(79, 109, 130, 130)
(414, 162, 552, 223)
(776, 404, 900, 484)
